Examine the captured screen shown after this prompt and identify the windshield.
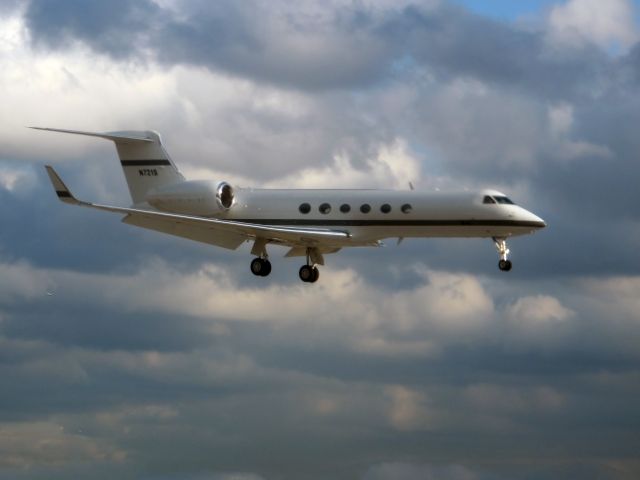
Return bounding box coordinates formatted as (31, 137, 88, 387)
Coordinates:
(494, 196, 515, 205)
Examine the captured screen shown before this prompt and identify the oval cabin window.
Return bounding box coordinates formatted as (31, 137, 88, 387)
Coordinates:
(299, 203, 311, 214)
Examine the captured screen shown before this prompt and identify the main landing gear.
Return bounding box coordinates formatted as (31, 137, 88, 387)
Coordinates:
(298, 247, 322, 283)
(250, 256, 320, 282)
(493, 237, 512, 272)
(250, 241, 322, 282)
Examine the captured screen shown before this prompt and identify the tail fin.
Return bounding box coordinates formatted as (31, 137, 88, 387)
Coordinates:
(31, 127, 185, 205)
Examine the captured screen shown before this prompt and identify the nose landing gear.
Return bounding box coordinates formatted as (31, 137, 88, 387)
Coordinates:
(493, 237, 512, 272)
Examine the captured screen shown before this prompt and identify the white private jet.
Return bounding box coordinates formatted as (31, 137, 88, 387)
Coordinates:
(35, 127, 546, 283)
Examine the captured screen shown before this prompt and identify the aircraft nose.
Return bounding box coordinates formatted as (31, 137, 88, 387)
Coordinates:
(526, 210, 546, 229)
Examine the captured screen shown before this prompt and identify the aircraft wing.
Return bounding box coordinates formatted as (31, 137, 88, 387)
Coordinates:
(45, 166, 350, 250)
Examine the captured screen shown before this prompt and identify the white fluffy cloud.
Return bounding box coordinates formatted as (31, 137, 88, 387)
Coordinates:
(0, 421, 125, 468)
(363, 463, 478, 480)
(506, 294, 574, 325)
(0, 258, 493, 354)
(547, 103, 613, 162)
(268, 138, 422, 189)
(547, 0, 638, 52)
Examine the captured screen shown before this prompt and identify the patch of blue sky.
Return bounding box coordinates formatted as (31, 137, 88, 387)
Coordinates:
(453, 0, 559, 22)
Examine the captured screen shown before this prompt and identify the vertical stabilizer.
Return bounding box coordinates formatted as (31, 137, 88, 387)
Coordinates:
(31, 127, 185, 205)
(110, 130, 184, 205)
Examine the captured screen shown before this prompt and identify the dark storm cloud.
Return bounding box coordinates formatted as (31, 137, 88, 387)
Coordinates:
(23, 0, 613, 98)
(25, 0, 162, 59)
(25, 0, 391, 89)
(375, 4, 611, 100)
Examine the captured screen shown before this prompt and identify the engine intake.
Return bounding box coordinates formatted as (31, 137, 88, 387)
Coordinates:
(216, 181, 234, 210)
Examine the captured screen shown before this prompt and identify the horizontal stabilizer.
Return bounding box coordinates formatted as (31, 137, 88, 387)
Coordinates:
(30, 127, 154, 143)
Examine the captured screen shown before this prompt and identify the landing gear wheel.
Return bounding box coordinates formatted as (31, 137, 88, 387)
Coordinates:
(299, 265, 320, 283)
(498, 259, 512, 272)
(299, 265, 313, 282)
(250, 257, 271, 277)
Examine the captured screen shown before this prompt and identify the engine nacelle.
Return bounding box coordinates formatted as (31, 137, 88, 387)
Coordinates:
(146, 180, 236, 215)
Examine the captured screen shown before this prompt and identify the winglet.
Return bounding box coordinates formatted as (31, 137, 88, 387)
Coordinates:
(45, 166, 80, 205)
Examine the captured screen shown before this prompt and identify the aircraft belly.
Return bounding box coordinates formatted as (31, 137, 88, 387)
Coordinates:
(346, 224, 536, 241)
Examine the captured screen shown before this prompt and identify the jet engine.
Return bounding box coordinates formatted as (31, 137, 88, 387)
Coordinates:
(216, 181, 234, 210)
(145, 179, 236, 215)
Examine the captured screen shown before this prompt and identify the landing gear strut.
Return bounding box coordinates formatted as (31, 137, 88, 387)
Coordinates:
(250, 257, 271, 277)
(493, 237, 512, 272)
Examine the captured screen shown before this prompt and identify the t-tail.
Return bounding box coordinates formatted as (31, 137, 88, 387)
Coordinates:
(30, 127, 184, 205)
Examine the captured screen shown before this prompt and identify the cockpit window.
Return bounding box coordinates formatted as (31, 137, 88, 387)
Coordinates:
(483, 195, 496, 204)
(494, 196, 515, 205)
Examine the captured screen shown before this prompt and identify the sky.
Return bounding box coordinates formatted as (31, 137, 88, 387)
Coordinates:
(1, 0, 640, 479)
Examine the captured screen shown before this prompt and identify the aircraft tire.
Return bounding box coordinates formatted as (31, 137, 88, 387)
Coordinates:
(251, 257, 271, 276)
(299, 265, 313, 282)
(498, 259, 512, 271)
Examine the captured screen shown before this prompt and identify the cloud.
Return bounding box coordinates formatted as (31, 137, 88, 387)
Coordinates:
(0, 420, 125, 468)
(506, 295, 574, 325)
(0, 257, 493, 353)
(19, 0, 611, 98)
(0, 163, 38, 194)
(4, 1, 640, 479)
(464, 384, 566, 416)
(268, 138, 422, 189)
(386, 385, 432, 431)
(25, 0, 163, 59)
(1, 255, 640, 478)
(363, 463, 480, 480)
(547, 0, 638, 52)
